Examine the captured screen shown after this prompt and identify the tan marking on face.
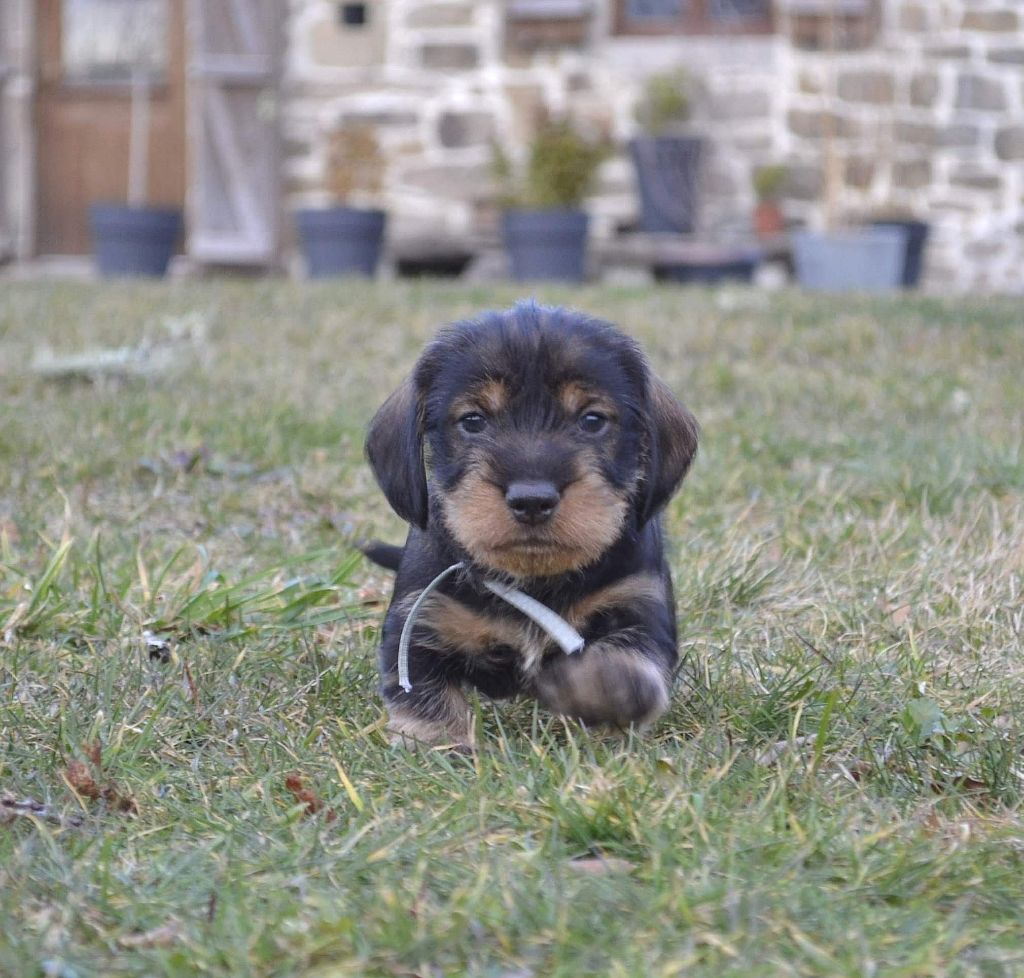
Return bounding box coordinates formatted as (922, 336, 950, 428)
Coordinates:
(534, 644, 670, 729)
(564, 572, 667, 630)
(558, 381, 591, 415)
(557, 381, 618, 421)
(386, 686, 473, 749)
(450, 378, 509, 420)
(441, 464, 629, 579)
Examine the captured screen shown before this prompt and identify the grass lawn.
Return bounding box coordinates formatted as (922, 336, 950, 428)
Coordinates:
(2, 280, 1023, 977)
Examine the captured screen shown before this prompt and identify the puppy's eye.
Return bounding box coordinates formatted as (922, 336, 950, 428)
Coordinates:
(458, 412, 487, 434)
(579, 411, 609, 434)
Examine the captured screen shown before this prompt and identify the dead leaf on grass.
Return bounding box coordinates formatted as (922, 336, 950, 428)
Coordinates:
(754, 735, 815, 766)
(117, 922, 182, 949)
(63, 743, 138, 815)
(285, 773, 337, 823)
(567, 856, 635, 875)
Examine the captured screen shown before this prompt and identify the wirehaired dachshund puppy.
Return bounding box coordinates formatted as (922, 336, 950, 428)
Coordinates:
(365, 302, 698, 749)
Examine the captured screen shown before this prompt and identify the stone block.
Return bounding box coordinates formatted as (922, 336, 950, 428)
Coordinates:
(939, 123, 983, 148)
(892, 159, 931, 189)
(894, 120, 937, 146)
(306, 8, 387, 68)
(787, 109, 860, 139)
(988, 48, 1024, 66)
(339, 110, 419, 128)
(401, 162, 493, 199)
(844, 156, 875, 189)
(406, 3, 475, 28)
(956, 74, 1007, 111)
(909, 73, 940, 108)
(837, 70, 896, 104)
(798, 70, 823, 95)
(566, 72, 593, 92)
(950, 166, 1003, 191)
(898, 3, 930, 31)
(961, 10, 1019, 32)
(421, 43, 479, 70)
(995, 126, 1024, 160)
(782, 164, 823, 201)
(437, 111, 494, 148)
(896, 120, 981, 148)
(710, 89, 772, 121)
(925, 44, 972, 59)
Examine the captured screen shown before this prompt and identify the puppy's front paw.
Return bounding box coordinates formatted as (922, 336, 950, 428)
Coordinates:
(535, 647, 669, 729)
(386, 697, 475, 752)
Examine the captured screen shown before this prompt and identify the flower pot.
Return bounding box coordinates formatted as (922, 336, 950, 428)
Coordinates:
(792, 227, 909, 292)
(754, 201, 784, 238)
(502, 209, 590, 283)
(295, 206, 387, 278)
(628, 136, 703, 234)
(654, 250, 761, 285)
(89, 204, 182, 277)
(871, 219, 929, 288)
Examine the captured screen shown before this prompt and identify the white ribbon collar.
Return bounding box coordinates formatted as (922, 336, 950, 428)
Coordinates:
(397, 561, 585, 693)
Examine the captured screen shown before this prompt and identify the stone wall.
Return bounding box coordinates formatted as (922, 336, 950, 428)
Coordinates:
(781, 0, 1024, 292)
(282, 0, 1024, 292)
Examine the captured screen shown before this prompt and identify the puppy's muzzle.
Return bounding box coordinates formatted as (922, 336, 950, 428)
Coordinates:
(505, 480, 560, 526)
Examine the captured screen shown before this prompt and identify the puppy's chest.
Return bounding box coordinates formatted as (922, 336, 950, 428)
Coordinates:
(418, 591, 557, 676)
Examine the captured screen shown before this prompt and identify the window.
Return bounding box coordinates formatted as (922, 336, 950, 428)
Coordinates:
(613, 0, 773, 35)
(62, 0, 169, 83)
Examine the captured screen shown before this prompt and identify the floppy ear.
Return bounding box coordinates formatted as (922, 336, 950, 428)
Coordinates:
(637, 375, 699, 525)
(365, 378, 429, 529)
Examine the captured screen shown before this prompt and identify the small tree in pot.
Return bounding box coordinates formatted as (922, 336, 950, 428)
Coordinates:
(629, 70, 703, 234)
(89, 68, 183, 277)
(752, 165, 787, 239)
(295, 125, 387, 278)
(496, 119, 607, 282)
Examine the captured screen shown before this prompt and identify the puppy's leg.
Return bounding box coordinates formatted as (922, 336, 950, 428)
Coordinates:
(534, 629, 673, 729)
(379, 627, 473, 749)
(383, 678, 473, 750)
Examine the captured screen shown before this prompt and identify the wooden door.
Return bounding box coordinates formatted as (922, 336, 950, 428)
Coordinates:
(187, 0, 282, 267)
(34, 0, 186, 255)
(0, 0, 17, 258)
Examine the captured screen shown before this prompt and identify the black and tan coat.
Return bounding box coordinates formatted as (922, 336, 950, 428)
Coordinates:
(365, 302, 698, 749)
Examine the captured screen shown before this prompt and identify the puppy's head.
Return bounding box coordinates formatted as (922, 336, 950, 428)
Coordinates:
(366, 302, 698, 578)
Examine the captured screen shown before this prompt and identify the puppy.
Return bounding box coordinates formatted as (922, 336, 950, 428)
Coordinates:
(365, 302, 698, 748)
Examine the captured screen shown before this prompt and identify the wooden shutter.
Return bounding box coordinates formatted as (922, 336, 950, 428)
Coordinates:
(187, 0, 282, 266)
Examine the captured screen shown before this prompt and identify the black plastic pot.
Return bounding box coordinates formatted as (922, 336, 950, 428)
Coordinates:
(871, 219, 929, 288)
(629, 136, 703, 234)
(502, 209, 589, 282)
(654, 251, 760, 285)
(89, 204, 182, 277)
(295, 206, 387, 278)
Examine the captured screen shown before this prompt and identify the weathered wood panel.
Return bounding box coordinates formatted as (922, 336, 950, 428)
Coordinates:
(187, 0, 282, 267)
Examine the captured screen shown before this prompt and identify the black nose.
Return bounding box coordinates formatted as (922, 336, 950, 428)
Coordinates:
(505, 480, 560, 525)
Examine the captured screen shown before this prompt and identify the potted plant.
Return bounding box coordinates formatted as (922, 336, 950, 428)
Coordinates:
(89, 69, 183, 277)
(869, 207, 930, 289)
(791, 0, 906, 292)
(752, 165, 787, 238)
(295, 125, 387, 278)
(496, 119, 607, 282)
(629, 70, 704, 234)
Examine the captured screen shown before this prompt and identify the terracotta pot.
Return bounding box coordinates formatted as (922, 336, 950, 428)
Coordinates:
(754, 201, 784, 238)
